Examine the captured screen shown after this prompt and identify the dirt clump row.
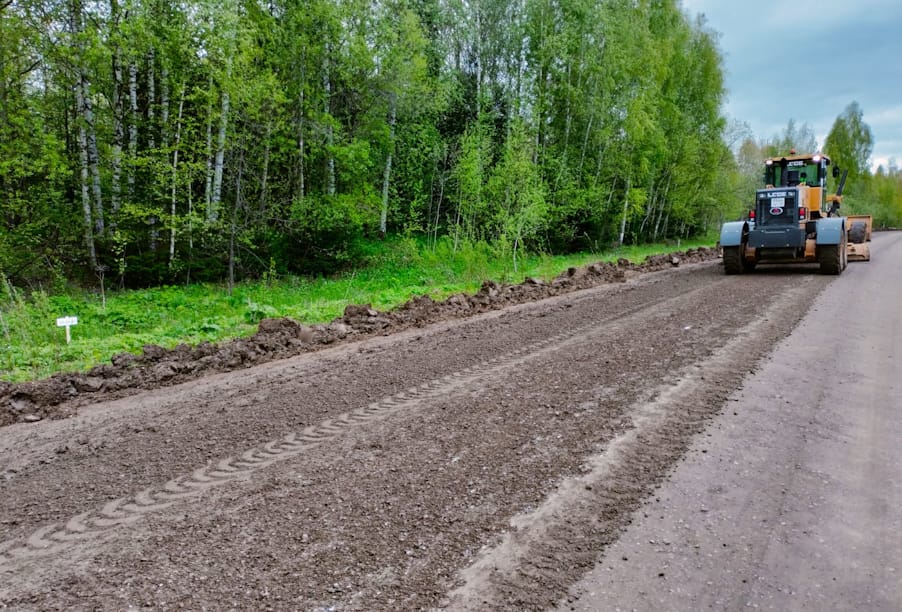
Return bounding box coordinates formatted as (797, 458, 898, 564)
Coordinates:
(0, 247, 718, 426)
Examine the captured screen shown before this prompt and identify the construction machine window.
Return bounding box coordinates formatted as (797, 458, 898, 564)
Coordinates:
(765, 161, 823, 188)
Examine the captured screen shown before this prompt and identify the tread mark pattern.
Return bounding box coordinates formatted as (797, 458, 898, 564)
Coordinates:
(0, 291, 681, 565)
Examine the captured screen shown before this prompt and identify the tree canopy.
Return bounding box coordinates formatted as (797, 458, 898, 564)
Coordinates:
(1, 0, 897, 290)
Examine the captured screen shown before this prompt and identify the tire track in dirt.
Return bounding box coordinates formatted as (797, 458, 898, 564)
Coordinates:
(0, 264, 836, 609)
(0, 285, 700, 567)
(441, 278, 822, 611)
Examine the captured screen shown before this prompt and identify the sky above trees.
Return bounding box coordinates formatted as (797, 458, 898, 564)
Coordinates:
(682, 0, 902, 170)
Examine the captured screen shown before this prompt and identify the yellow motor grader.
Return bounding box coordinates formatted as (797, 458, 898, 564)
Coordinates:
(720, 152, 871, 275)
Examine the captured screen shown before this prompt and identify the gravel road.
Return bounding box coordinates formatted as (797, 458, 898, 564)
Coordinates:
(562, 231, 902, 611)
(1, 235, 899, 610)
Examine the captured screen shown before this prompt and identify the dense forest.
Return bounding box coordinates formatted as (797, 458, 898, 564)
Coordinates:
(1, 0, 900, 289)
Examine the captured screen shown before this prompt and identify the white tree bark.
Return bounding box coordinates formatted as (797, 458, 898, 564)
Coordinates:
(75, 81, 97, 268)
(618, 173, 631, 246)
(147, 49, 158, 250)
(323, 51, 335, 197)
(160, 63, 169, 147)
(81, 72, 104, 236)
(128, 59, 138, 197)
(210, 89, 229, 221)
(170, 87, 184, 265)
(110, 2, 123, 218)
(379, 97, 396, 236)
(146, 48, 155, 150)
(296, 82, 305, 203)
(204, 74, 214, 216)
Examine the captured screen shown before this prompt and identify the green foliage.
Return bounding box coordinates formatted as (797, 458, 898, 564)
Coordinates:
(825, 102, 874, 187)
(2, 0, 750, 289)
(0, 235, 716, 382)
(451, 123, 493, 246)
(243, 300, 279, 324)
(488, 120, 548, 269)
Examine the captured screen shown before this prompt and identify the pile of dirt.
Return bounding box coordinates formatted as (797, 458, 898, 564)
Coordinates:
(0, 247, 718, 426)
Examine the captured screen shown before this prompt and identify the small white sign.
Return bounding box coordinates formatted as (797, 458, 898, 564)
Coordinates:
(56, 316, 78, 344)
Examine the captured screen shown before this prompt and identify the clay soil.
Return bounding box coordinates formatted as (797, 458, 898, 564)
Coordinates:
(0, 249, 834, 610)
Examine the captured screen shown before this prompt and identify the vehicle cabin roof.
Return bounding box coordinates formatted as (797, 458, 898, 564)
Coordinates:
(764, 153, 832, 165)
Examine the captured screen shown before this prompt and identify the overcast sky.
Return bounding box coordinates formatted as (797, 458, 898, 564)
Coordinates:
(681, 0, 902, 170)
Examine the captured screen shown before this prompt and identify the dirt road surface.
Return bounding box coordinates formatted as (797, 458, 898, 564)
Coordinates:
(1, 235, 899, 610)
(563, 232, 902, 611)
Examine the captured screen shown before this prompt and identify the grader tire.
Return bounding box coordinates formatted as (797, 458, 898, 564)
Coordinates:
(818, 243, 843, 275)
(723, 246, 744, 275)
(848, 221, 867, 244)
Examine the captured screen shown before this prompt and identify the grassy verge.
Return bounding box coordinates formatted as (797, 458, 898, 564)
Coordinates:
(0, 236, 716, 382)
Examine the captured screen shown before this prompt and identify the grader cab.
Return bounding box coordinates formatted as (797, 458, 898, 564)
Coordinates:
(720, 152, 871, 275)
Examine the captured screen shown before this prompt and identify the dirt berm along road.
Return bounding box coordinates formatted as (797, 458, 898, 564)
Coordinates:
(1, 235, 900, 611)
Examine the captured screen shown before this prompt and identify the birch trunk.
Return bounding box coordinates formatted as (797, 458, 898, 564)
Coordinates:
(147, 49, 158, 250)
(653, 173, 672, 241)
(475, 9, 481, 111)
(578, 115, 593, 176)
(81, 73, 104, 236)
(187, 183, 194, 251)
(128, 59, 138, 198)
(204, 74, 213, 216)
(379, 97, 396, 237)
(323, 50, 335, 197)
(639, 181, 656, 236)
(110, 1, 123, 218)
(296, 81, 305, 202)
(75, 81, 97, 268)
(160, 63, 169, 147)
(146, 48, 155, 150)
(68, 0, 103, 237)
(169, 87, 184, 265)
(431, 156, 445, 250)
(210, 89, 229, 222)
(618, 173, 631, 246)
(562, 60, 572, 156)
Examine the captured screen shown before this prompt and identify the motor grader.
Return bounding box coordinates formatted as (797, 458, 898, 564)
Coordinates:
(720, 152, 871, 275)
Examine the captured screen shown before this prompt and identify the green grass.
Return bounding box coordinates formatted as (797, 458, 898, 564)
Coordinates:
(0, 235, 716, 382)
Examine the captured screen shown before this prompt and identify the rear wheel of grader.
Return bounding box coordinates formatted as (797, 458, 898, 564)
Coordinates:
(723, 246, 743, 274)
(818, 233, 846, 275)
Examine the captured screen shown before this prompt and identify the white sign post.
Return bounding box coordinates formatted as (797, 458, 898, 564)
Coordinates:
(56, 316, 78, 344)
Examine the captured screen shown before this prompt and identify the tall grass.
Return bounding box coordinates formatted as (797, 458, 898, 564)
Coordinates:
(0, 235, 715, 382)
